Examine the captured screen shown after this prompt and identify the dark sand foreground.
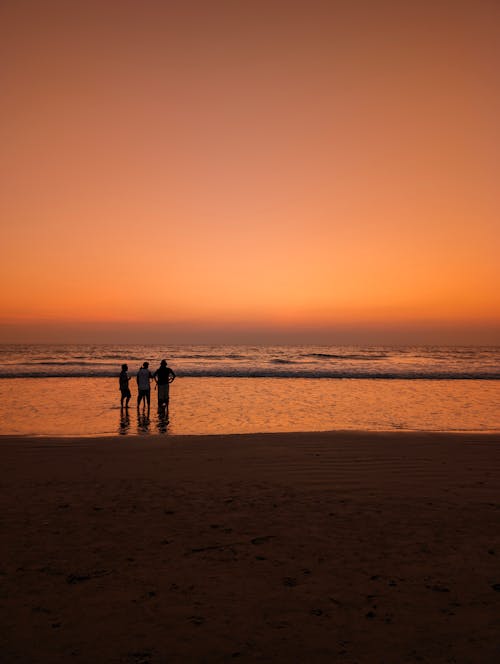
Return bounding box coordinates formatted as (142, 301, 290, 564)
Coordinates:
(1, 431, 500, 663)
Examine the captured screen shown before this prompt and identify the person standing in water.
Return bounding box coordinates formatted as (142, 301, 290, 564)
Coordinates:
(153, 359, 176, 411)
(119, 363, 132, 409)
(136, 361, 153, 411)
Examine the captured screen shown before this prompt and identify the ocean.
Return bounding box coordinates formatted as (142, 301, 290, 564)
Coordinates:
(0, 344, 498, 436)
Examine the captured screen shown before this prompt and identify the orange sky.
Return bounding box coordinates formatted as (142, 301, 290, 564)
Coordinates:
(1, 0, 499, 343)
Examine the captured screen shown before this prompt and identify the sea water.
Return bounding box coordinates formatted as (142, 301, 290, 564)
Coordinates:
(0, 344, 498, 436)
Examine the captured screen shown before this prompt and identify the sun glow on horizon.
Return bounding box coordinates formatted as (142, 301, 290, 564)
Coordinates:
(1, 1, 499, 344)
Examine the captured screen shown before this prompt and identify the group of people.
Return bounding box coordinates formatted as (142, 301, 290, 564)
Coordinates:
(119, 359, 176, 412)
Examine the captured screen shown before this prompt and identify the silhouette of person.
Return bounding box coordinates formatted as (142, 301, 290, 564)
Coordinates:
(136, 361, 153, 411)
(119, 363, 131, 408)
(153, 359, 176, 411)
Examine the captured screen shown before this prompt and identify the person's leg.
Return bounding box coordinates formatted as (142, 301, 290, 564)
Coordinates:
(158, 384, 167, 407)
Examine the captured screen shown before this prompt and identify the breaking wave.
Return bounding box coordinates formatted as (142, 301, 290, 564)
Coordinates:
(0, 344, 498, 380)
(0, 368, 499, 380)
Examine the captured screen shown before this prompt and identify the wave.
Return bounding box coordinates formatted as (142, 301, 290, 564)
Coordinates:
(304, 353, 388, 360)
(1, 369, 499, 380)
(33, 361, 118, 366)
(174, 354, 228, 360)
(99, 354, 146, 361)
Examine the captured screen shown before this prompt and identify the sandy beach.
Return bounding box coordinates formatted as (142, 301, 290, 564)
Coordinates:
(1, 431, 499, 663)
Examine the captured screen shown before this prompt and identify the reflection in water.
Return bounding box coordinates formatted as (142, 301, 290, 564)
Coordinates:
(137, 412, 150, 434)
(119, 407, 130, 435)
(117, 405, 170, 436)
(0, 377, 499, 437)
(157, 404, 169, 434)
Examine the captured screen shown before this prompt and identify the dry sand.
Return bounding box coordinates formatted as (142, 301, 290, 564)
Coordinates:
(1, 431, 499, 663)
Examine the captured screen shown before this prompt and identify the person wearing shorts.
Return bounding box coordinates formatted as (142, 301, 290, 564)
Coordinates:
(119, 363, 132, 408)
(153, 359, 176, 410)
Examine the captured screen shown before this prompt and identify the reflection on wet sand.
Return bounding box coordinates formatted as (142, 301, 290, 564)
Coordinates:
(157, 404, 169, 434)
(119, 407, 130, 435)
(118, 406, 170, 435)
(137, 412, 150, 434)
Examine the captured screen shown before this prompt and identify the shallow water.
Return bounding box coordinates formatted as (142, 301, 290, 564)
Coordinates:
(0, 377, 498, 436)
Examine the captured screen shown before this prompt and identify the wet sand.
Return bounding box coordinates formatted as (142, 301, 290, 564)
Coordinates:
(1, 431, 500, 663)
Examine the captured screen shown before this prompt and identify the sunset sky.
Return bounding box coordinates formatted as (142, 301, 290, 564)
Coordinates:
(1, 0, 499, 344)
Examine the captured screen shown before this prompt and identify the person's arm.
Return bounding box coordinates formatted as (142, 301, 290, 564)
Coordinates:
(169, 369, 176, 383)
